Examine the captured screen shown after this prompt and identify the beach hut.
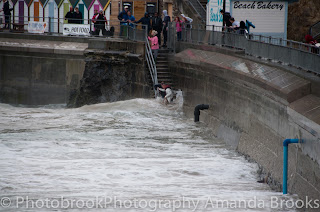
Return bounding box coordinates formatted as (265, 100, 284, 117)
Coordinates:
(28, 0, 45, 22)
(73, 0, 89, 23)
(57, 0, 72, 24)
(13, 0, 28, 25)
(87, 0, 102, 23)
(100, 0, 110, 21)
(43, 0, 59, 32)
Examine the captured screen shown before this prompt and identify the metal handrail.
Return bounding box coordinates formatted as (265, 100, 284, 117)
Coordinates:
(187, 0, 206, 23)
(204, 24, 320, 54)
(145, 36, 158, 97)
(309, 21, 320, 39)
(173, 23, 320, 73)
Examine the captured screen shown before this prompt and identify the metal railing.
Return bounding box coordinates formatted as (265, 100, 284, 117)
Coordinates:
(187, 0, 206, 23)
(1, 15, 156, 90)
(3, 15, 147, 40)
(168, 23, 320, 74)
(145, 36, 158, 96)
(309, 21, 320, 40)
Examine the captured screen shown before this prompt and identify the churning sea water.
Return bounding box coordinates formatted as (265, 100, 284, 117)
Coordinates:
(0, 98, 297, 211)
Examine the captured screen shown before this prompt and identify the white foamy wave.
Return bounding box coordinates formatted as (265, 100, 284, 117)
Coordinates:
(0, 99, 297, 211)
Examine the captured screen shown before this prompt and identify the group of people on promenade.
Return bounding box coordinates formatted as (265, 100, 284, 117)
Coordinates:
(118, 6, 172, 48)
(220, 9, 251, 34)
(65, 7, 83, 24)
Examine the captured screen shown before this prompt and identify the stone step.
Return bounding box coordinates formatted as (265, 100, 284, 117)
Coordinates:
(158, 49, 170, 53)
(157, 71, 171, 75)
(156, 60, 168, 64)
(156, 65, 168, 68)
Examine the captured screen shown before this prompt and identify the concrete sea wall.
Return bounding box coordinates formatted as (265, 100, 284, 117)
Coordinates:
(0, 38, 87, 105)
(170, 48, 320, 208)
(0, 35, 150, 106)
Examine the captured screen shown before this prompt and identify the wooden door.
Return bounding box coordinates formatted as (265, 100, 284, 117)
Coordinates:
(63, 3, 69, 23)
(19, 1, 24, 24)
(34, 1, 39, 21)
(79, 3, 84, 23)
(49, 1, 54, 31)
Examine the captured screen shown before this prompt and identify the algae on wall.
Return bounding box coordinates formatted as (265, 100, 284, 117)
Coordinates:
(67, 50, 151, 108)
(288, 0, 320, 42)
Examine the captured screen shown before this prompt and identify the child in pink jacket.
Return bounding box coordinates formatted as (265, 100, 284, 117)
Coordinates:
(148, 30, 159, 61)
(175, 16, 182, 41)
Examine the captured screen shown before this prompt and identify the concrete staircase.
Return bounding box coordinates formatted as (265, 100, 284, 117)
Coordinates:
(188, 0, 207, 23)
(147, 49, 174, 97)
(199, 0, 207, 10)
(156, 49, 173, 87)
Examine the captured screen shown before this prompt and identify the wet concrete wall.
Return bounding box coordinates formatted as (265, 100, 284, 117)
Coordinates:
(170, 48, 320, 209)
(0, 49, 86, 105)
(0, 35, 150, 106)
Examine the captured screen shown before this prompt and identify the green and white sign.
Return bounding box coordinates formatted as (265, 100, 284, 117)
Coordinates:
(207, 0, 231, 30)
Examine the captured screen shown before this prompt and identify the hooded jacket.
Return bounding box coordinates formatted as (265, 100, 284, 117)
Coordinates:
(136, 13, 151, 31)
(162, 10, 171, 30)
(3, 1, 13, 15)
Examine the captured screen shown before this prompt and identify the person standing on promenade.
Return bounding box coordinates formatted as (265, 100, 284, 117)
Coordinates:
(175, 16, 182, 41)
(148, 30, 159, 62)
(162, 10, 170, 47)
(152, 12, 162, 46)
(73, 7, 83, 24)
(65, 7, 74, 24)
(0, 0, 13, 29)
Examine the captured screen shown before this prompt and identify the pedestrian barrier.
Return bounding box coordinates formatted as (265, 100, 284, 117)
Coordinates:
(167, 23, 320, 74)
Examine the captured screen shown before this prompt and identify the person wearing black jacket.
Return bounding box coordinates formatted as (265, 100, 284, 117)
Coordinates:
(136, 12, 151, 33)
(73, 7, 82, 24)
(220, 10, 232, 31)
(0, 0, 13, 29)
(65, 7, 74, 24)
(162, 10, 170, 47)
(93, 10, 107, 36)
(151, 12, 162, 46)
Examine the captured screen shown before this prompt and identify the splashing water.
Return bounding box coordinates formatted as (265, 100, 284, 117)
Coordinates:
(0, 99, 297, 211)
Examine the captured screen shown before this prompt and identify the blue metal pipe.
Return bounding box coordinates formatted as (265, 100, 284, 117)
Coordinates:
(283, 138, 299, 194)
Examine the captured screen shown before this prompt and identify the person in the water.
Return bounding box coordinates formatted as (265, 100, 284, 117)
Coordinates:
(157, 82, 173, 104)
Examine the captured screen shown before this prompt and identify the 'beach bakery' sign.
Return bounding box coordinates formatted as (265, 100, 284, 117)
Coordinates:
(230, 0, 288, 38)
(233, 1, 285, 10)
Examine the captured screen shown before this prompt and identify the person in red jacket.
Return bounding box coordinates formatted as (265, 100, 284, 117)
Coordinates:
(93, 10, 107, 36)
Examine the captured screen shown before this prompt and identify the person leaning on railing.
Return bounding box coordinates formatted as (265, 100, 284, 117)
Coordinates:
(220, 10, 232, 32)
(127, 11, 135, 28)
(0, 0, 13, 29)
(135, 12, 151, 33)
(118, 6, 129, 36)
(305, 34, 320, 54)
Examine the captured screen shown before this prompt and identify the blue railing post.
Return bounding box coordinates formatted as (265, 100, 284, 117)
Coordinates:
(283, 138, 300, 194)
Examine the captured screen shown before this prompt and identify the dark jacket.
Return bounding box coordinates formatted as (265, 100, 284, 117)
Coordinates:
(3, 1, 13, 15)
(65, 11, 74, 23)
(73, 11, 82, 24)
(151, 16, 162, 31)
(163, 16, 170, 30)
(95, 13, 107, 28)
(136, 13, 151, 32)
(118, 10, 128, 22)
(223, 12, 232, 27)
